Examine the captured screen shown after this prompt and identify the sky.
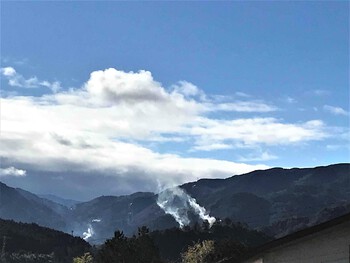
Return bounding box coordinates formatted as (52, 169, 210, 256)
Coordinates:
(0, 1, 349, 200)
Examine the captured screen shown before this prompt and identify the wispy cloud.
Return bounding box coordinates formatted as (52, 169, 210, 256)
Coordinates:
(1, 67, 61, 92)
(323, 105, 348, 116)
(191, 143, 234, 152)
(1, 57, 29, 66)
(190, 118, 328, 150)
(285, 96, 297, 104)
(310, 89, 330, 96)
(238, 151, 278, 162)
(235, 92, 250, 98)
(207, 101, 277, 112)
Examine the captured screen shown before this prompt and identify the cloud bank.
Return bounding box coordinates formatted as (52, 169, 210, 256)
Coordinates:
(0, 67, 335, 196)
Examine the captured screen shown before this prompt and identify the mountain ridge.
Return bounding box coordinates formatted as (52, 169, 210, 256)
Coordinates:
(1, 163, 349, 242)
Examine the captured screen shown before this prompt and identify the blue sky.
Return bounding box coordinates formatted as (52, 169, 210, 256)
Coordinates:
(0, 1, 349, 199)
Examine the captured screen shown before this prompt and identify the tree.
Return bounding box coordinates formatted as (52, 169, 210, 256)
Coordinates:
(97, 230, 129, 263)
(181, 239, 249, 263)
(213, 240, 249, 263)
(133, 227, 162, 263)
(96, 228, 162, 263)
(181, 240, 215, 263)
(73, 252, 94, 263)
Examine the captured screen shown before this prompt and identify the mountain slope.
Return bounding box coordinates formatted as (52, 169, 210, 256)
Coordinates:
(0, 182, 69, 231)
(71, 192, 167, 238)
(182, 163, 350, 230)
(70, 163, 350, 241)
(38, 193, 81, 208)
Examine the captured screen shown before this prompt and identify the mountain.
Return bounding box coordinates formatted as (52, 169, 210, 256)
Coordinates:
(71, 163, 350, 240)
(70, 192, 167, 238)
(0, 218, 90, 263)
(1, 163, 349, 242)
(38, 194, 81, 208)
(181, 163, 350, 234)
(0, 182, 69, 231)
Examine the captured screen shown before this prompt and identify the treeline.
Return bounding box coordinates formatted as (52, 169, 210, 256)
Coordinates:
(88, 219, 271, 263)
(93, 226, 162, 263)
(0, 218, 271, 263)
(151, 219, 271, 261)
(0, 219, 90, 263)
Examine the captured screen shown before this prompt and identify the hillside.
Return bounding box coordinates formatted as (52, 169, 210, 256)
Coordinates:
(182, 163, 350, 229)
(0, 218, 91, 263)
(72, 163, 350, 241)
(0, 182, 69, 231)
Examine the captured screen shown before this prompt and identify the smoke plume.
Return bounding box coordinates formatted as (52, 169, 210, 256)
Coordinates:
(82, 218, 101, 241)
(83, 225, 94, 240)
(157, 187, 216, 228)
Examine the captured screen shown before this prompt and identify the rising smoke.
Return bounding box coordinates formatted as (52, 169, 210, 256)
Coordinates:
(82, 218, 101, 241)
(157, 187, 216, 228)
(83, 225, 94, 240)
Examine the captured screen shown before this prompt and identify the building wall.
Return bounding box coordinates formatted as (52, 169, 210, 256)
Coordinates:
(245, 220, 350, 263)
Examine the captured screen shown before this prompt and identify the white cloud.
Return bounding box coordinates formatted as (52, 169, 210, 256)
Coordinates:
(0, 130, 267, 186)
(40, 80, 62, 93)
(190, 118, 327, 150)
(85, 68, 169, 104)
(235, 92, 250, 98)
(0, 167, 26, 177)
(172, 81, 205, 99)
(326, 145, 341, 151)
(1, 66, 62, 92)
(191, 143, 234, 152)
(0, 67, 339, 192)
(311, 89, 330, 96)
(1, 57, 28, 66)
(285, 96, 296, 104)
(207, 101, 277, 112)
(238, 151, 278, 162)
(326, 144, 349, 151)
(323, 105, 348, 116)
(1, 67, 16, 77)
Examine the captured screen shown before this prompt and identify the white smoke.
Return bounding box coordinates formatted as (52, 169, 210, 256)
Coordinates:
(188, 198, 216, 227)
(82, 218, 101, 241)
(157, 187, 216, 228)
(83, 225, 94, 240)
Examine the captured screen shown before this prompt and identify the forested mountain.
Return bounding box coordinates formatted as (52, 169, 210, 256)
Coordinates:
(181, 163, 350, 231)
(1, 163, 349, 243)
(72, 163, 350, 241)
(0, 218, 90, 263)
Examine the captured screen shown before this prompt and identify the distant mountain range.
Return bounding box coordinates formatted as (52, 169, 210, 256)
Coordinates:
(1, 163, 349, 242)
(38, 194, 81, 208)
